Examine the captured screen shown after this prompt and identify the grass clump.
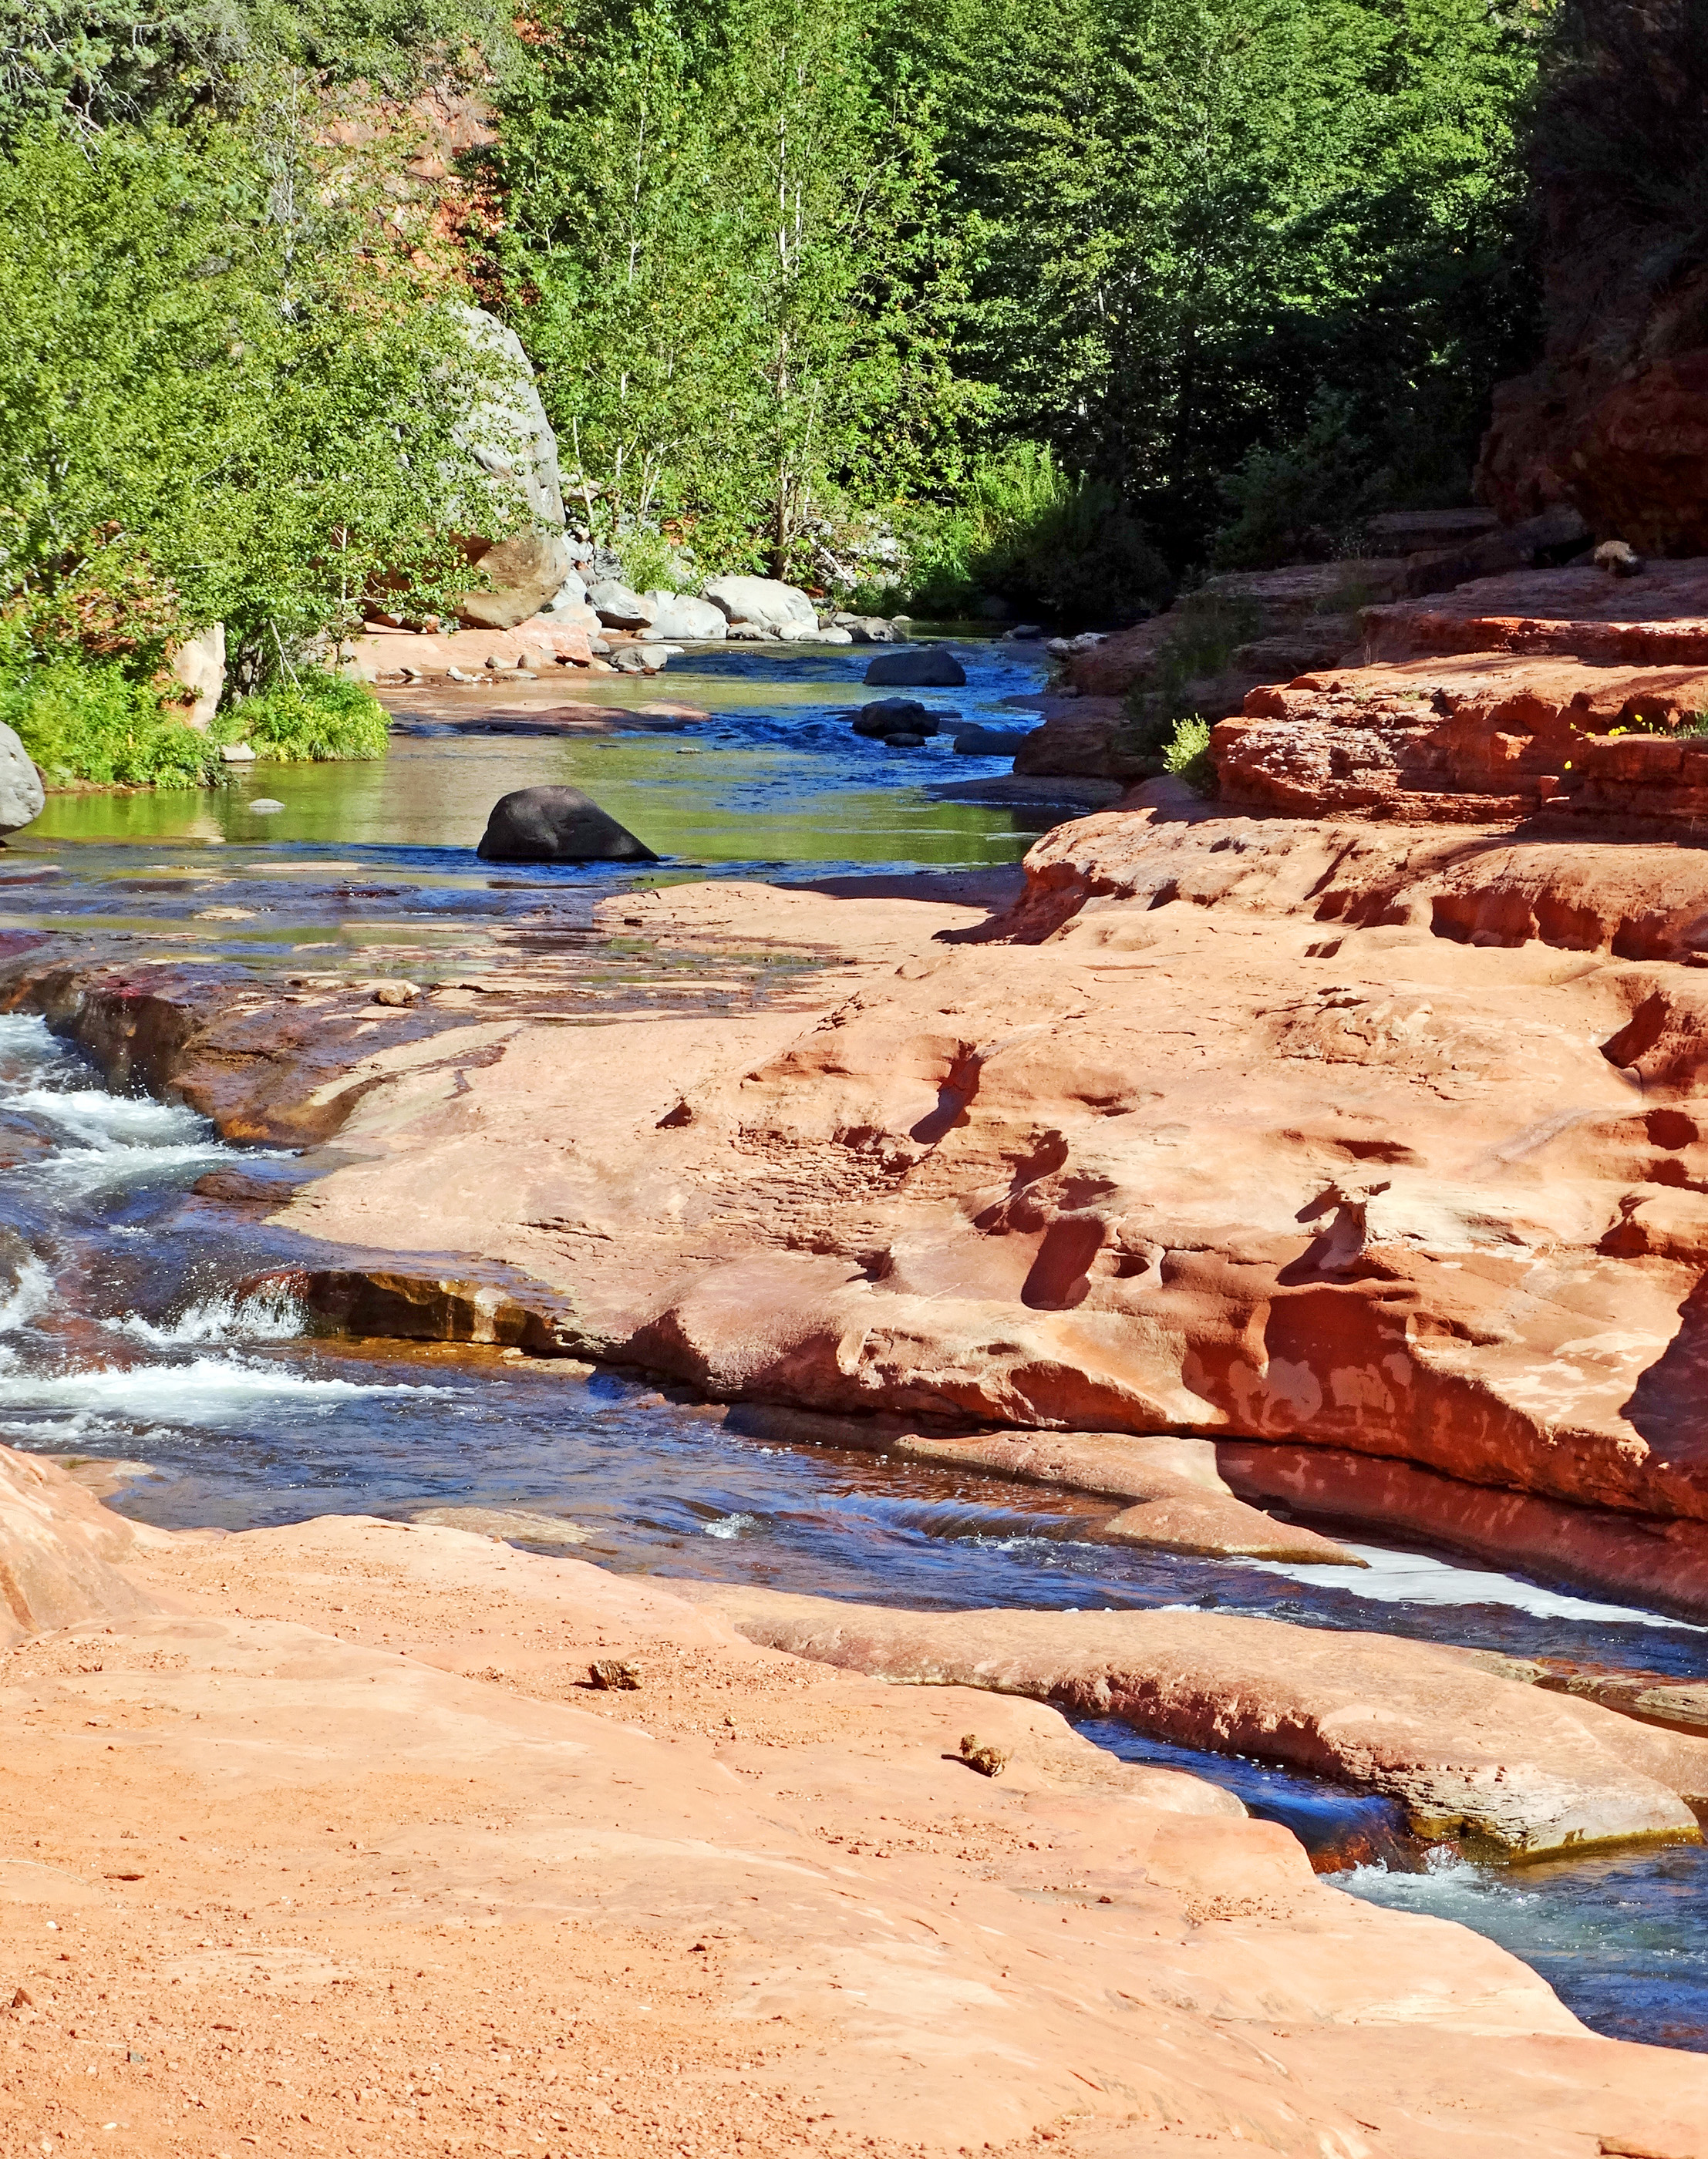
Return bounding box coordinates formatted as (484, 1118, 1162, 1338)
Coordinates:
(0, 654, 218, 786)
(217, 669, 390, 763)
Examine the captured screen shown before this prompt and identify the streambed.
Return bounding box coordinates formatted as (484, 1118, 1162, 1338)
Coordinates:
(3, 636, 1706, 2050)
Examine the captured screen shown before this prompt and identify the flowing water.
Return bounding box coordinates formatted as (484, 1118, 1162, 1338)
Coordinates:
(3, 634, 1706, 2050)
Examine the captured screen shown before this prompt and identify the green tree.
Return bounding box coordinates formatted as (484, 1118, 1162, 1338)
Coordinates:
(0, 119, 523, 689)
(494, 0, 969, 579)
(932, 0, 1545, 567)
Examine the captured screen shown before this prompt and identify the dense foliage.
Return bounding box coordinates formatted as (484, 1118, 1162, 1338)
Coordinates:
(492, 0, 1547, 599)
(216, 667, 391, 760)
(0, 0, 1561, 787)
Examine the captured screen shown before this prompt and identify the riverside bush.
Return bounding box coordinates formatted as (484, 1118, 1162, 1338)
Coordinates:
(1162, 713, 1216, 796)
(217, 669, 390, 762)
(0, 655, 218, 787)
(893, 444, 1166, 623)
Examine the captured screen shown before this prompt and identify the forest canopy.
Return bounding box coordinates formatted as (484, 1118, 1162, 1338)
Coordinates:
(0, 0, 1555, 765)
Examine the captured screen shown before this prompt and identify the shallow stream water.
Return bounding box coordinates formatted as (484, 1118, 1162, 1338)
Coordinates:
(3, 635, 1706, 2051)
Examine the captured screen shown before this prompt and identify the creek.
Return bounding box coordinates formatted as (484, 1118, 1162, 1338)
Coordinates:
(2, 633, 1706, 2052)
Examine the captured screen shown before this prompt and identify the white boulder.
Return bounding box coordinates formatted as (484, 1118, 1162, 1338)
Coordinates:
(702, 576, 817, 635)
(541, 568, 588, 615)
(586, 580, 655, 630)
(642, 591, 728, 641)
(168, 622, 226, 730)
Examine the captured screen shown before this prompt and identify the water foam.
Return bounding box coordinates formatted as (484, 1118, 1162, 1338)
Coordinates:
(0, 1355, 441, 1420)
(6, 1083, 209, 1150)
(1244, 1539, 1706, 1632)
(0, 1257, 52, 1333)
(106, 1281, 308, 1348)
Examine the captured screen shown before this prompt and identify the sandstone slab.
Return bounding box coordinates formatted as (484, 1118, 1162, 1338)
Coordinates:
(18, 1494, 1689, 2159)
(689, 1584, 1708, 1855)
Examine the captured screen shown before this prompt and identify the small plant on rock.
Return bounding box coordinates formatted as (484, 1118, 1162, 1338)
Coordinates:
(1162, 714, 1218, 797)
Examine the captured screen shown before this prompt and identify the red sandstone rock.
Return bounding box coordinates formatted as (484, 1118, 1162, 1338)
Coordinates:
(25, 1496, 1703, 2158)
(1568, 356, 1708, 556)
(1362, 558, 1708, 666)
(108, 828, 1708, 1614)
(686, 1584, 1708, 1854)
(1213, 649, 1708, 823)
(1218, 1441, 1708, 1629)
(352, 616, 598, 680)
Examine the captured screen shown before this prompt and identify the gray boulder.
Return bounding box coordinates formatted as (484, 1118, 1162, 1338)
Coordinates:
(451, 305, 565, 528)
(642, 591, 728, 640)
(863, 648, 967, 688)
(476, 786, 658, 863)
(702, 575, 818, 635)
(456, 529, 575, 632)
(586, 580, 655, 630)
(0, 722, 45, 837)
(541, 567, 589, 614)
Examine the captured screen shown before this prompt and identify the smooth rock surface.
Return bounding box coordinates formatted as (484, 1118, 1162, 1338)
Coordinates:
(453, 527, 576, 632)
(267, 817, 1708, 1616)
(689, 1584, 1708, 1854)
(449, 304, 566, 528)
(584, 578, 655, 629)
(702, 575, 817, 635)
(166, 621, 225, 730)
(14, 1476, 1708, 2158)
(641, 590, 728, 640)
(474, 784, 658, 863)
(0, 1443, 162, 1646)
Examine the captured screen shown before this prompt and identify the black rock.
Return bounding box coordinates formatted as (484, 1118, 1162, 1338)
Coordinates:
(862, 648, 967, 689)
(476, 786, 658, 863)
(851, 696, 939, 738)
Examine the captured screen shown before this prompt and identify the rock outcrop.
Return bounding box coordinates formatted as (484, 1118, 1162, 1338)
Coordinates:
(448, 306, 572, 630)
(1474, 2, 1708, 552)
(22, 1501, 1708, 2157)
(1213, 559, 1708, 823)
(193, 828, 1708, 1620)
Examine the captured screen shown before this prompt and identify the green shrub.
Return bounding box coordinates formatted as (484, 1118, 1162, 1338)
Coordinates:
(1161, 714, 1217, 797)
(0, 654, 218, 786)
(889, 443, 1167, 624)
(615, 530, 695, 597)
(217, 667, 390, 763)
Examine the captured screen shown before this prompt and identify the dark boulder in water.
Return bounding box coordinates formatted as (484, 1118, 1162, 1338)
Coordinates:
(476, 786, 658, 863)
(851, 698, 939, 739)
(863, 648, 967, 688)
